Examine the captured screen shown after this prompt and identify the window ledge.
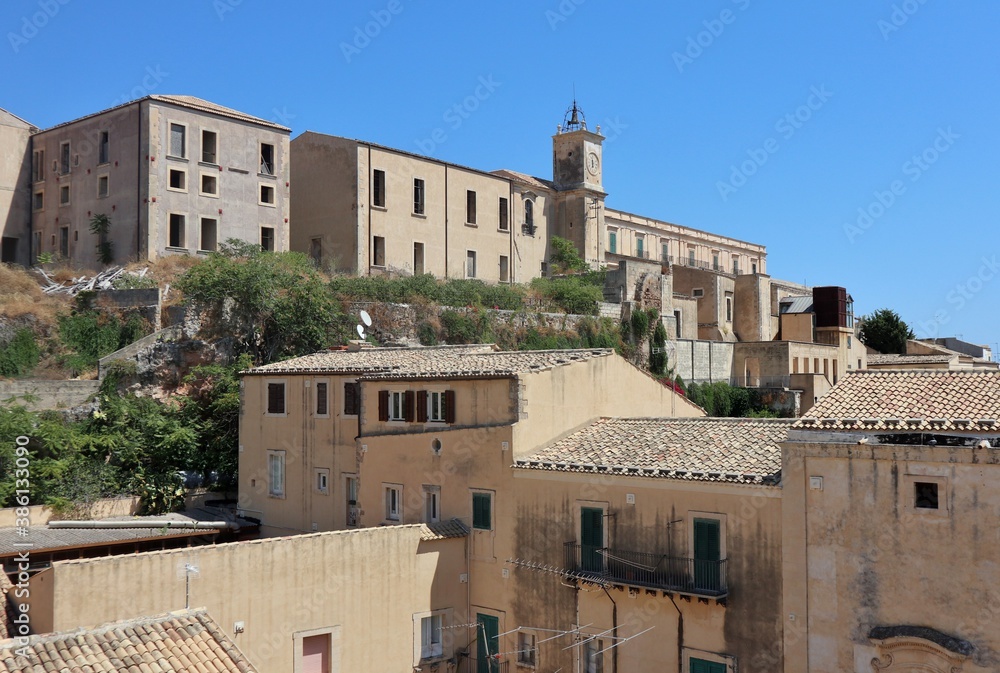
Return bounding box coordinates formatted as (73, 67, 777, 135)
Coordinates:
(196, 249, 216, 256)
(465, 222, 478, 228)
(258, 172, 277, 180)
(419, 655, 449, 666)
(166, 187, 187, 194)
(268, 493, 286, 500)
(97, 162, 110, 167)
(498, 227, 510, 234)
(165, 156, 188, 163)
(258, 202, 277, 208)
(412, 212, 427, 218)
(165, 246, 189, 253)
(370, 205, 387, 212)
(198, 161, 220, 169)
(199, 192, 220, 199)
(228, 167, 250, 174)
(515, 662, 537, 669)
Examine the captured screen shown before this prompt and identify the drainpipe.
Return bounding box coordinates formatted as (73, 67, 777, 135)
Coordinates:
(444, 165, 448, 278)
(366, 145, 372, 274)
(666, 594, 683, 673)
(137, 99, 143, 260)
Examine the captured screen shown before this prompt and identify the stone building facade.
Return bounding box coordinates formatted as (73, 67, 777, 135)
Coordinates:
(0, 108, 35, 266)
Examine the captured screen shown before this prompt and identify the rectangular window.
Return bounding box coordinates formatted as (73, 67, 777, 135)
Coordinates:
(302, 633, 331, 673)
(201, 130, 217, 164)
(32, 190, 43, 211)
(713, 253, 720, 271)
(98, 131, 109, 164)
(725, 296, 733, 322)
(32, 149, 44, 182)
(310, 237, 322, 266)
(97, 175, 109, 198)
(59, 184, 70, 205)
(169, 123, 186, 159)
(200, 173, 218, 196)
(59, 226, 69, 258)
(413, 178, 425, 214)
(260, 142, 275, 175)
(466, 250, 477, 278)
(692, 517, 723, 593)
(608, 230, 617, 254)
(752, 260, 758, 274)
(688, 249, 696, 266)
(584, 639, 604, 673)
(420, 614, 443, 660)
(413, 242, 424, 275)
(733, 258, 739, 274)
(373, 235, 385, 267)
(428, 391, 446, 422)
(518, 632, 537, 666)
(388, 390, 407, 421)
(345, 474, 358, 526)
(268, 451, 285, 497)
(372, 169, 386, 207)
(385, 484, 402, 521)
(344, 381, 360, 415)
(60, 141, 71, 174)
(199, 218, 217, 252)
(540, 261, 547, 277)
(260, 184, 275, 205)
(472, 491, 492, 530)
(315, 468, 329, 495)
(674, 309, 682, 339)
(424, 486, 440, 523)
(662, 242, 669, 263)
(32, 232, 40, 261)
(261, 226, 275, 252)
(692, 288, 704, 298)
(168, 168, 186, 191)
(915, 481, 939, 509)
(499, 255, 509, 283)
(315, 381, 329, 416)
(498, 197, 509, 230)
(266, 381, 285, 414)
(636, 236, 644, 258)
(466, 190, 476, 224)
(168, 214, 185, 248)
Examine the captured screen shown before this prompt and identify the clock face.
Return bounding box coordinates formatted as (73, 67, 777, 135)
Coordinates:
(587, 151, 600, 175)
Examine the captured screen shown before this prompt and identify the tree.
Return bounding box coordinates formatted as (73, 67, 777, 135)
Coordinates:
(89, 213, 114, 265)
(177, 239, 348, 364)
(858, 308, 915, 354)
(548, 236, 589, 275)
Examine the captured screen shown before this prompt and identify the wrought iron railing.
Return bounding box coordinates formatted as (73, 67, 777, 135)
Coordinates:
(564, 542, 727, 597)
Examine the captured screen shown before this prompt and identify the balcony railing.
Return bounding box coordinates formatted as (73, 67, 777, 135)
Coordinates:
(564, 542, 727, 597)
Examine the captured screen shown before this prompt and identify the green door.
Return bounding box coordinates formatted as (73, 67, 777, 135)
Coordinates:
(476, 613, 499, 673)
(690, 657, 726, 673)
(693, 518, 721, 592)
(580, 507, 604, 573)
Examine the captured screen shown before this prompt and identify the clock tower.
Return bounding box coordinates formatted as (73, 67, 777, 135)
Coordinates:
(551, 100, 606, 267)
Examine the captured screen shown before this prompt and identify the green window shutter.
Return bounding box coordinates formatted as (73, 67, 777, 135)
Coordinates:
(693, 519, 721, 561)
(690, 658, 726, 673)
(473, 492, 491, 530)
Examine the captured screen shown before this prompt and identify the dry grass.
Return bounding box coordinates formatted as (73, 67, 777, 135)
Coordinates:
(0, 264, 69, 327)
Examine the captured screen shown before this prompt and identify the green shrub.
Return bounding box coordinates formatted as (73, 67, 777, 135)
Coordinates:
(417, 320, 439, 346)
(0, 328, 40, 378)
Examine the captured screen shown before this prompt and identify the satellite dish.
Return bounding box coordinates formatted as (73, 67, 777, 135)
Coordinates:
(356, 325, 366, 339)
(360, 310, 372, 327)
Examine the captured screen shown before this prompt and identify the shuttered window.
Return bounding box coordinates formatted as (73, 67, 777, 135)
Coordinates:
(344, 382, 360, 415)
(444, 390, 456, 424)
(266, 382, 285, 415)
(315, 381, 328, 416)
(472, 492, 492, 530)
(416, 390, 429, 423)
(690, 658, 726, 673)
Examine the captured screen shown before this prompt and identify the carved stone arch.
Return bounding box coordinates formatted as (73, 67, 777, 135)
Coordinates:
(869, 625, 972, 673)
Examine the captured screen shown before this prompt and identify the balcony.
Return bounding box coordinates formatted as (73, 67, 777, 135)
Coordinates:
(564, 542, 727, 598)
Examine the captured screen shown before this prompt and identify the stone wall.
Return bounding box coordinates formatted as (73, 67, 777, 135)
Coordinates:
(672, 339, 734, 383)
(99, 288, 162, 329)
(0, 379, 100, 411)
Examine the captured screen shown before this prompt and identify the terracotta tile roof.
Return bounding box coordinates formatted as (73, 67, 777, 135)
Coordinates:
(795, 371, 1000, 433)
(866, 353, 955, 366)
(418, 519, 470, 541)
(0, 574, 14, 642)
(490, 169, 556, 191)
(244, 345, 615, 379)
(0, 608, 257, 672)
(514, 417, 793, 485)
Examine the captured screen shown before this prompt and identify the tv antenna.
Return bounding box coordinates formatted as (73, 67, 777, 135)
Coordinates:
(356, 309, 373, 339)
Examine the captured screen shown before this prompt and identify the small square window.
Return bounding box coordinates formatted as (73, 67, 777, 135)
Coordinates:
(915, 481, 939, 509)
(168, 168, 186, 191)
(200, 173, 218, 196)
(97, 175, 109, 198)
(32, 191, 43, 211)
(315, 468, 330, 495)
(260, 184, 275, 205)
(266, 381, 285, 415)
(518, 632, 537, 666)
(59, 184, 70, 206)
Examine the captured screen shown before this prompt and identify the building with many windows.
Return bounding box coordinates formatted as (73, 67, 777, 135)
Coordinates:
(16, 95, 289, 267)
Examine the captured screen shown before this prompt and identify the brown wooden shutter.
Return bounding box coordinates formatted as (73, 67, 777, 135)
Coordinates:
(378, 390, 389, 422)
(403, 390, 416, 422)
(416, 391, 428, 423)
(444, 390, 456, 424)
(316, 382, 328, 415)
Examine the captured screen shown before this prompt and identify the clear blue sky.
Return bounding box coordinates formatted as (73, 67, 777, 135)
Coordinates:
(2, 1, 997, 353)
